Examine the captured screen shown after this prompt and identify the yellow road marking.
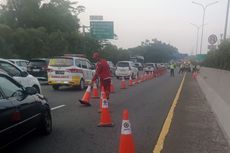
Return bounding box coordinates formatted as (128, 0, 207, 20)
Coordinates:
(153, 74, 186, 153)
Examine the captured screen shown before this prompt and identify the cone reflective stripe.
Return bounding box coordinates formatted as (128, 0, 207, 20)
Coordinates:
(128, 76, 133, 86)
(119, 110, 135, 153)
(110, 80, 115, 93)
(92, 83, 99, 98)
(98, 87, 106, 113)
(121, 77, 127, 89)
(98, 99, 114, 127)
(79, 86, 91, 106)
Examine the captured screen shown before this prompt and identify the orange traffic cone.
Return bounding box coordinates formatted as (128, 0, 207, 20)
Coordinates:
(98, 99, 114, 127)
(128, 76, 133, 86)
(192, 71, 198, 79)
(144, 73, 147, 81)
(110, 80, 115, 93)
(121, 77, 127, 89)
(92, 83, 99, 98)
(79, 85, 91, 106)
(119, 109, 135, 153)
(136, 77, 139, 84)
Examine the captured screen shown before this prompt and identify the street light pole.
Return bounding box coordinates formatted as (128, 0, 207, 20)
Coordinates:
(192, 1, 218, 54)
(190, 23, 201, 55)
(224, 0, 230, 40)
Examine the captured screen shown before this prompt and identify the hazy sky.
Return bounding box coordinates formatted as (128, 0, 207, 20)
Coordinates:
(78, 0, 228, 54)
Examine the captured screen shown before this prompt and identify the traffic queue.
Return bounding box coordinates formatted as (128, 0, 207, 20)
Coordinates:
(0, 53, 167, 150)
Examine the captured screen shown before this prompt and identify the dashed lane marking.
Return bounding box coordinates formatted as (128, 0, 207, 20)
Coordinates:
(51, 105, 66, 111)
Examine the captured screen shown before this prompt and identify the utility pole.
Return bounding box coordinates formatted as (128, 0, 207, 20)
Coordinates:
(190, 23, 201, 55)
(224, 0, 230, 40)
(192, 1, 218, 54)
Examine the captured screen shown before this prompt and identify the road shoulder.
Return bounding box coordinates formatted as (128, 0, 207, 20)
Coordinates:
(162, 74, 230, 153)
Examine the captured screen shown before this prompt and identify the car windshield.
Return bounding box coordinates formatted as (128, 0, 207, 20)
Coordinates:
(29, 60, 47, 66)
(49, 58, 73, 67)
(117, 62, 129, 67)
(146, 64, 154, 67)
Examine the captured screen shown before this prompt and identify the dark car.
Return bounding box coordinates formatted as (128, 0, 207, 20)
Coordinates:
(0, 72, 52, 150)
(27, 58, 49, 81)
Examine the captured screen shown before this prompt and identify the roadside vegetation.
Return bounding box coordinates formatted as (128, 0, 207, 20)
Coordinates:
(0, 0, 182, 63)
(203, 40, 230, 71)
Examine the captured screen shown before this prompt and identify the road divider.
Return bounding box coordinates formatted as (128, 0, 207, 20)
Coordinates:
(153, 73, 186, 153)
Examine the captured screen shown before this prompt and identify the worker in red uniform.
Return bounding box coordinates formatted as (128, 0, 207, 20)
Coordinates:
(91, 52, 112, 99)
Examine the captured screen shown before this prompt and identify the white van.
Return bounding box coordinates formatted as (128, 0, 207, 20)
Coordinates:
(115, 61, 139, 79)
(47, 56, 95, 90)
(0, 59, 42, 93)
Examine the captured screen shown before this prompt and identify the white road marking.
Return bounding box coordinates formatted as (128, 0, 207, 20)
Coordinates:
(51, 105, 66, 111)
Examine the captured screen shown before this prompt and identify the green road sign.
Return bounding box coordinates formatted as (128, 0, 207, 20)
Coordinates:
(196, 54, 207, 62)
(90, 21, 114, 39)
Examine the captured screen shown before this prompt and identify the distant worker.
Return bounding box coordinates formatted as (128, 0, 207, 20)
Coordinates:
(170, 63, 176, 77)
(197, 64, 200, 72)
(179, 64, 184, 74)
(91, 52, 112, 99)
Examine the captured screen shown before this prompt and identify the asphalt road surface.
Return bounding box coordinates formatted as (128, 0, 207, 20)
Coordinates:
(5, 72, 183, 153)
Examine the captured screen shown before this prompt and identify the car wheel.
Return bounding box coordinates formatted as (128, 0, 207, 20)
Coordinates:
(38, 111, 52, 135)
(79, 79, 85, 90)
(52, 85, 60, 90)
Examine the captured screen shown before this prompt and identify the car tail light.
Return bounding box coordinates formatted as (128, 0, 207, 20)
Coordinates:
(47, 68, 54, 72)
(67, 68, 82, 73)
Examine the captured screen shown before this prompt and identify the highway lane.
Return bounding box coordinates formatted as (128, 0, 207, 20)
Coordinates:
(5, 72, 183, 153)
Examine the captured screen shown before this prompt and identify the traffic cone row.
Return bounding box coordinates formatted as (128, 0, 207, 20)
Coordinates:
(79, 68, 168, 107)
(118, 69, 168, 89)
(77, 68, 167, 152)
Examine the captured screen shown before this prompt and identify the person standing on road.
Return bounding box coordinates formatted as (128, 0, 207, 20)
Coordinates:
(179, 64, 184, 74)
(91, 52, 112, 99)
(170, 63, 176, 77)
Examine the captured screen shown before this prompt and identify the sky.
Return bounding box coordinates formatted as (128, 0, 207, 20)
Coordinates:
(77, 0, 228, 54)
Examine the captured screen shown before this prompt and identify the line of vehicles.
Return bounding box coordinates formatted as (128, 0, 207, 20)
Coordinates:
(0, 54, 168, 150)
(1, 55, 168, 92)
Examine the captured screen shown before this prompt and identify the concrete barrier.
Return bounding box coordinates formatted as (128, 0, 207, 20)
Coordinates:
(197, 67, 230, 144)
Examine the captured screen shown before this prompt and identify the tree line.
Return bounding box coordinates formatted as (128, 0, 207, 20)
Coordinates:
(0, 0, 182, 64)
(203, 40, 230, 71)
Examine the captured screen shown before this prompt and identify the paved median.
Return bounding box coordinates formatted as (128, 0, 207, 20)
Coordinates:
(161, 74, 230, 153)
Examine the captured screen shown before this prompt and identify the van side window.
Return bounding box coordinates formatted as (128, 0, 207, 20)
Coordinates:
(75, 59, 81, 68)
(81, 60, 87, 69)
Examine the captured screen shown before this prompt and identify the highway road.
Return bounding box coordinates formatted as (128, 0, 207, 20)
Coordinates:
(5, 72, 184, 153)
